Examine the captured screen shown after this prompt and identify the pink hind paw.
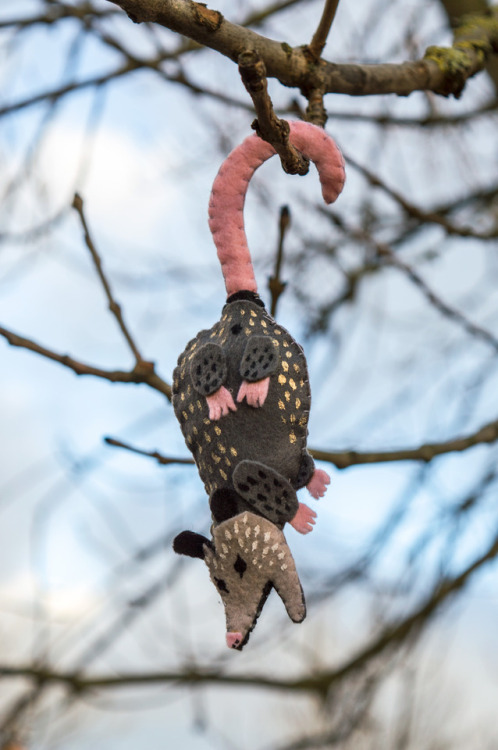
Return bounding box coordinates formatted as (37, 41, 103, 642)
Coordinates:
(236, 377, 270, 408)
(307, 469, 331, 499)
(206, 386, 237, 421)
(290, 502, 317, 535)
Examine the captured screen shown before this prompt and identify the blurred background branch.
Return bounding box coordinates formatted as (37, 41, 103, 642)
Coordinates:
(0, 0, 498, 748)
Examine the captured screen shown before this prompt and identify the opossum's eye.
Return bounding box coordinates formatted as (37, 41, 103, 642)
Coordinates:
(214, 577, 229, 593)
(231, 323, 242, 335)
(234, 555, 247, 579)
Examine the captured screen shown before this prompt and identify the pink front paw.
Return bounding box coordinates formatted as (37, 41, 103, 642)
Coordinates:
(307, 469, 331, 499)
(290, 502, 317, 535)
(236, 377, 270, 408)
(206, 386, 237, 421)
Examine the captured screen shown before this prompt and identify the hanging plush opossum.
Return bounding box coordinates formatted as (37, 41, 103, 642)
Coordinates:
(172, 121, 345, 650)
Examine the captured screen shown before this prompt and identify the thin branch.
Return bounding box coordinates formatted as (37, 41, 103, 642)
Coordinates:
(343, 152, 498, 240)
(308, 0, 341, 60)
(326, 99, 498, 127)
(0, 325, 172, 400)
(310, 415, 498, 467)
(321, 209, 498, 355)
(381, 244, 498, 352)
(0, 65, 137, 120)
(269, 205, 290, 316)
(0, 58, 250, 121)
(2, 523, 498, 696)
(0, 2, 120, 30)
(72, 193, 145, 364)
(106, 415, 498, 468)
(238, 50, 309, 175)
(242, 0, 307, 28)
(104, 436, 194, 465)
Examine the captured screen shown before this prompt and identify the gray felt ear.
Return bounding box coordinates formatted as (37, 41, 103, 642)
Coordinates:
(173, 531, 212, 559)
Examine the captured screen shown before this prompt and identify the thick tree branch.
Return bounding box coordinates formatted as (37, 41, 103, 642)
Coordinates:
(108, 0, 498, 98)
(438, 0, 498, 93)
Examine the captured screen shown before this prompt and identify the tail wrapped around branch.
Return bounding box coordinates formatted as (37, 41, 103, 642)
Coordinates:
(208, 121, 346, 297)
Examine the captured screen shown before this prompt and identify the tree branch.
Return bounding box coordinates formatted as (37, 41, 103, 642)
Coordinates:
(321, 209, 498, 355)
(104, 436, 194, 464)
(2, 523, 497, 696)
(72, 193, 146, 365)
(238, 51, 309, 175)
(107, 0, 498, 98)
(269, 205, 290, 316)
(310, 415, 498, 467)
(0, 325, 172, 400)
(308, 0, 341, 60)
(343, 152, 498, 240)
(106, 416, 498, 469)
(0, 2, 120, 30)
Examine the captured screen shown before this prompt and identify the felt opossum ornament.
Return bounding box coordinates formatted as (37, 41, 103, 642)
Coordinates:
(172, 121, 345, 650)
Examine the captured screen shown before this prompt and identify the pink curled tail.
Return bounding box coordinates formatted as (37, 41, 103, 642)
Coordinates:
(208, 121, 346, 298)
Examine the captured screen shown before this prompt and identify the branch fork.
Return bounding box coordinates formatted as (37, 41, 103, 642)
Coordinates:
(238, 49, 309, 175)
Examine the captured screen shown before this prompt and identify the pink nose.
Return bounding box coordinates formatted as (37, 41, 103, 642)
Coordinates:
(226, 632, 243, 649)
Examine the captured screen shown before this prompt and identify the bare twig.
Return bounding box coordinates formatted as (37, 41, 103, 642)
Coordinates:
(0, 325, 172, 400)
(0, 2, 120, 30)
(308, 0, 341, 60)
(0, 64, 136, 119)
(344, 152, 498, 240)
(380, 244, 498, 352)
(310, 414, 498, 467)
(106, 415, 498, 468)
(326, 100, 498, 127)
(1, 523, 498, 696)
(0, 59, 251, 121)
(104, 436, 194, 465)
(269, 206, 291, 316)
(321, 209, 498, 354)
(238, 50, 309, 175)
(72, 193, 145, 364)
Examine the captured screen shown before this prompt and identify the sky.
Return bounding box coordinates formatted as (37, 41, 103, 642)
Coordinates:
(1, 0, 498, 747)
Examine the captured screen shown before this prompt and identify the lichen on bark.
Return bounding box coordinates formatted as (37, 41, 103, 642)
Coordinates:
(424, 10, 498, 96)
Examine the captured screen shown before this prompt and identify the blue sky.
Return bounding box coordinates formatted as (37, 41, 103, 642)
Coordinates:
(1, 0, 498, 747)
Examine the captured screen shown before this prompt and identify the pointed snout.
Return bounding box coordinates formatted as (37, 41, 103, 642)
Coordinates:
(226, 631, 243, 650)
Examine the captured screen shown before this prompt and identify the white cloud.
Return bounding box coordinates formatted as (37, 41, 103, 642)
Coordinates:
(39, 121, 182, 246)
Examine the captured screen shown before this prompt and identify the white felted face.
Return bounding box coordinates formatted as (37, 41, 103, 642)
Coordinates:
(204, 511, 306, 649)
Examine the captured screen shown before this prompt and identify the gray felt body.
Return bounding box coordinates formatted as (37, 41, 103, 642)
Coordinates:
(172, 298, 315, 527)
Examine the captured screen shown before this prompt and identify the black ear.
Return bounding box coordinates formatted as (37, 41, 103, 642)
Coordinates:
(173, 531, 212, 559)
